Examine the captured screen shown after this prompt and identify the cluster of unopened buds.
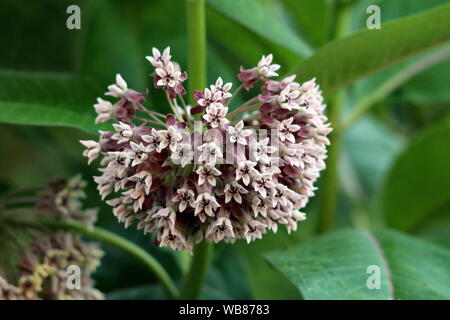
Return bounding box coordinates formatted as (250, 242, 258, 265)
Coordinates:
(0, 176, 103, 300)
(81, 47, 332, 252)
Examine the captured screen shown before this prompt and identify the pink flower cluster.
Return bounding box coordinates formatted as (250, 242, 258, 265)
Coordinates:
(81, 48, 331, 252)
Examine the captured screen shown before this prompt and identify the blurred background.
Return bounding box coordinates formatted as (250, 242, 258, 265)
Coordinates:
(0, 0, 449, 299)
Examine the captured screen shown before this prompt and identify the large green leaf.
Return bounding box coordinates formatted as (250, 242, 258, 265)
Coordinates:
(81, 0, 147, 90)
(206, 0, 313, 57)
(236, 226, 317, 299)
(344, 44, 450, 129)
(0, 70, 102, 134)
(282, 0, 328, 47)
(402, 58, 450, 105)
(380, 122, 450, 231)
(349, 0, 449, 31)
(0, 0, 86, 73)
(345, 0, 450, 127)
(414, 209, 450, 249)
(374, 229, 450, 299)
(293, 3, 450, 94)
(265, 229, 450, 300)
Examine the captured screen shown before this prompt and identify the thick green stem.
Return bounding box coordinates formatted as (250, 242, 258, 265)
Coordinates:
(186, 0, 206, 105)
(318, 92, 343, 233)
(37, 220, 179, 299)
(180, 241, 213, 299)
(181, 0, 213, 300)
(317, 2, 351, 234)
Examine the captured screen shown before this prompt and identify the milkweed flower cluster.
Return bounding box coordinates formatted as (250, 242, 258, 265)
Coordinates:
(0, 176, 103, 300)
(0, 232, 103, 300)
(36, 175, 98, 228)
(81, 48, 331, 252)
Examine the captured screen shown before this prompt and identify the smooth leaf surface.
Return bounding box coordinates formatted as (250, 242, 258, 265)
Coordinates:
(0, 0, 84, 72)
(206, 0, 313, 57)
(414, 210, 450, 249)
(349, 0, 449, 31)
(374, 229, 450, 299)
(381, 122, 450, 231)
(347, 0, 450, 119)
(266, 229, 392, 299)
(81, 0, 147, 90)
(206, 5, 300, 71)
(293, 3, 450, 94)
(0, 70, 102, 134)
(236, 228, 315, 299)
(402, 58, 450, 105)
(265, 229, 450, 299)
(282, 0, 328, 47)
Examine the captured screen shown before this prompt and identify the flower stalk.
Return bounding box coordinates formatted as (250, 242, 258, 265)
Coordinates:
(181, 0, 213, 300)
(317, 1, 351, 233)
(318, 92, 342, 233)
(186, 0, 206, 105)
(36, 219, 179, 299)
(179, 241, 213, 299)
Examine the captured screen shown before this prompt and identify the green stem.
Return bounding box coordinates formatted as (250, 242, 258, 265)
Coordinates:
(318, 92, 343, 233)
(186, 0, 206, 106)
(37, 219, 179, 299)
(317, 2, 351, 234)
(181, 0, 213, 300)
(180, 241, 213, 299)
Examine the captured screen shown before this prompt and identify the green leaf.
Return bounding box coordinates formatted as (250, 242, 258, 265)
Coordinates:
(343, 116, 405, 195)
(349, 0, 449, 31)
(282, 0, 328, 47)
(293, 3, 450, 94)
(265, 229, 450, 300)
(343, 44, 450, 130)
(206, 0, 313, 57)
(0, 0, 85, 72)
(380, 122, 450, 231)
(402, 58, 450, 105)
(0, 126, 77, 186)
(81, 0, 147, 90)
(414, 210, 450, 249)
(374, 229, 450, 299)
(0, 70, 103, 134)
(236, 230, 309, 300)
(344, 0, 450, 127)
(205, 245, 253, 299)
